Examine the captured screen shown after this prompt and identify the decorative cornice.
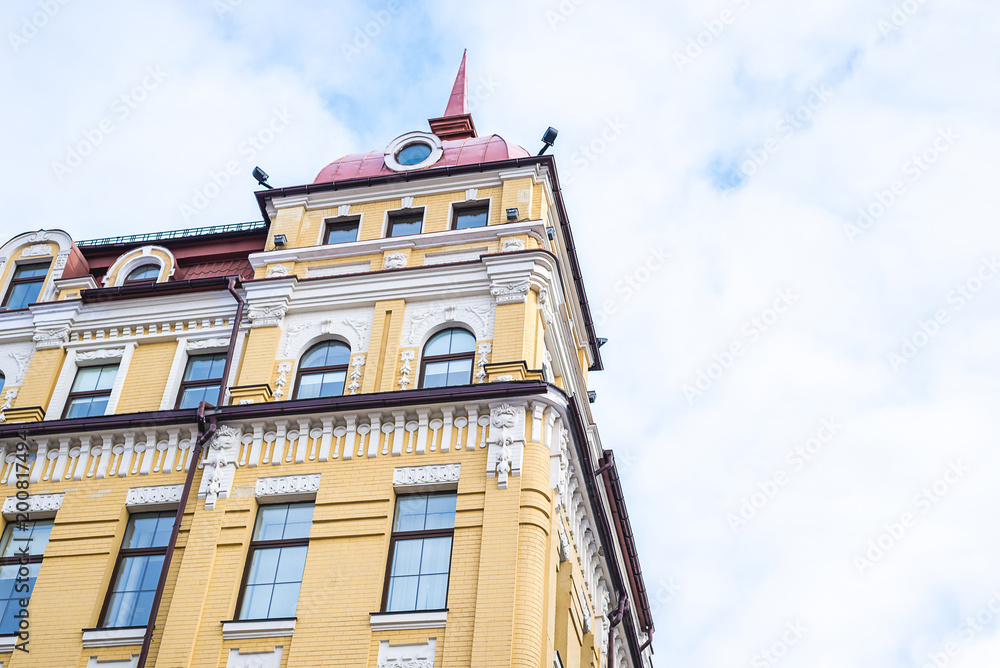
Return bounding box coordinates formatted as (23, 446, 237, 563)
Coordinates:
(490, 279, 531, 304)
(187, 337, 230, 350)
(3, 492, 64, 515)
(255, 473, 321, 498)
(33, 326, 70, 350)
(393, 463, 460, 488)
(77, 347, 125, 361)
(126, 484, 183, 507)
(20, 243, 54, 258)
(247, 305, 287, 328)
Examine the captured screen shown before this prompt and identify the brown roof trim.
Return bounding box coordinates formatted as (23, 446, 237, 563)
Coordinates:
(80, 276, 242, 303)
(254, 154, 604, 371)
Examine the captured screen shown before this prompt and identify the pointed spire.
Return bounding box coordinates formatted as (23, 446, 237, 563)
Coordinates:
(443, 49, 469, 116)
(428, 50, 477, 141)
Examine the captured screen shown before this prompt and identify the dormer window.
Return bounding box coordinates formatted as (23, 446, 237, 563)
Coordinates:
(2, 261, 50, 310)
(383, 132, 443, 172)
(387, 211, 424, 238)
(324, 218, 360, 245)
(123, 263, 160, 283)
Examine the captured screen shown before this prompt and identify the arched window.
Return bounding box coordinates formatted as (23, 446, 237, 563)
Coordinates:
(123, 263, 160, 283)
(420, 328, 476, 388)
(294, 341, 351, 399)
(0, 373, 5, 395)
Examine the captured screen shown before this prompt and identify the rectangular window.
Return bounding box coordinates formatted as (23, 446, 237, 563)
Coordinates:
(324, 218, 360, 245)
(383, 493, 456, 612)
(387, 212, 423, 238)
(101, 512, 173, 628)
(2, 261, 50, 310)
(237, 502, 314, 620)
(0, 519, 53, 635)
(63, 363, 119, 419)
(175, 352, 226, 409)
(452, 204, 489, 230)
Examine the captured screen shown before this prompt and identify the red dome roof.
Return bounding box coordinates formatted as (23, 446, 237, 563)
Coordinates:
(314, 134, 529, 184)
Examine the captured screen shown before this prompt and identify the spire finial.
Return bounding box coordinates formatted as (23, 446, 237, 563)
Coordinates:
(428, 50, 477, 140)
(444, 49, 469, 116)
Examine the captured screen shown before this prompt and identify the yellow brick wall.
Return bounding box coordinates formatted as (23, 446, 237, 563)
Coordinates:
(115, 341, 178, 413)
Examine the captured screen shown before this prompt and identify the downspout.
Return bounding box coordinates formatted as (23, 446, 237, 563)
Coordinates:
(607, 594, 630, 668)
(136, 277, 243, 668)
(135, 402, 215, 668)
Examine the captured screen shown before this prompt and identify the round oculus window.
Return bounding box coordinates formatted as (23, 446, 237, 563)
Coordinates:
(396, 142, 432, 166)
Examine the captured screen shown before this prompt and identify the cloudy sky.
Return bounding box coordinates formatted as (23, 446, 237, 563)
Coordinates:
(3, 0, 999, 666)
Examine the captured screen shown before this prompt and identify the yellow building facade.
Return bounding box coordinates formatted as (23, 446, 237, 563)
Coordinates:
(0, 54, 654, 668)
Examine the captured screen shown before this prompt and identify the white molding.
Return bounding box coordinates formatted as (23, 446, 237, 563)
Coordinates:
(376, 638, 437, 668)
(305, 261, 372, 278)
(86, 657, 139, 668)
(248, 220, 549, 269)
(2, 492, 64, 516)
(104, 342, 136, 416)
(0, 633, 17, 652)
(54, 274, 99, 295)
(222, 618, 296, 640)
(226, 646, 283, 668)
(255, 473, 320, 502)
(102, 245, 177, 287)
(82, 626, 146, 647)
(393, 464, 460, 492)
(369, 610, 447, 631)
(383, 131, 444, 172)
(45, 347, 78, 420)
(126, 484, 183, 510)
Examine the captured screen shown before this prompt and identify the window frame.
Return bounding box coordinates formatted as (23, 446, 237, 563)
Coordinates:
(122, 263, 160, 284)
(173, 352, 227, 409)
(380, 492, 457, 613)
(98, 511, 173, 629)
(0, 519, 53, 635)
(1, 260, 51, 310)
(386, 209, 425, 239)
(450, 200, 491, 231)
(62, 362, 120, 419)
(234, 502, 314, 621)
(293, 341, 351, 400)
(418, 328, 476, 389)
(322, 216, 361, 245)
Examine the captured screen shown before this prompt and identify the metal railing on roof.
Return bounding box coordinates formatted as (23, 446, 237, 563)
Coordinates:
(76, 221, 267, 247)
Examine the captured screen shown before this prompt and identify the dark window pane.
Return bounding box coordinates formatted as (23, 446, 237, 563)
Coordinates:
(454, 206, 488, 230)
(65, 395, 110, 419)
(13, 262, 50, 279)
(183, 353, 227, 381)
(124, 264, 160, 282)
(301, 342, 350, 369)
(3, 280, 44, 309)
(397, 143, 431, 165)
(388, 215, 422, 237)
(71, 364, 119, 392)
(325, 221, 359, 244)
(177, 384, 220, 409)
(1, 519, 54, 557)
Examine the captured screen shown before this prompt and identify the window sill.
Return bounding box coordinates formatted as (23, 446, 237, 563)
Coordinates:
(0, 634, 18, 652)
(221, 618, 296, 640)
(81, 626, 146, 647)
(369, 609, 447, 631)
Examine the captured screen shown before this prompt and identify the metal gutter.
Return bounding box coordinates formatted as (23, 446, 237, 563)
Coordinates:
(80, 276, 237, 303)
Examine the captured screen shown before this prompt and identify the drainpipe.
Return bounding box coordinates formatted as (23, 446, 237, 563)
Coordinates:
(136, 277, 243, 668)
(135, 402, 215, 668)
(607, 594, 630, 668)
(218, 277, 246, 407)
